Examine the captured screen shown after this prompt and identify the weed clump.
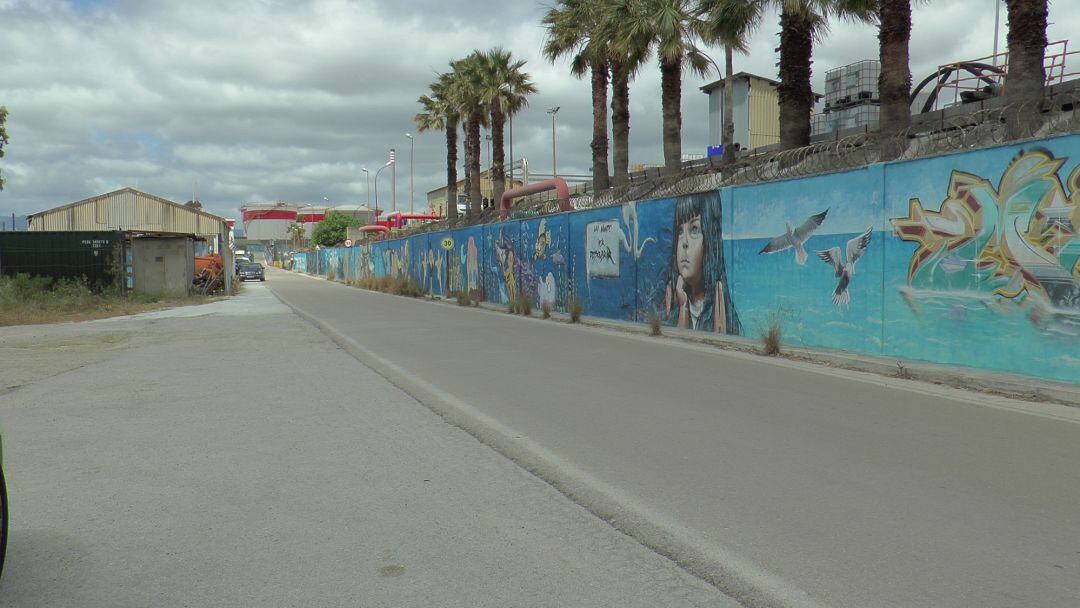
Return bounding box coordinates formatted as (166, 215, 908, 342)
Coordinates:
(648, 312, 662, 336)
(541, 302, 551, 319)
(569, 298, 583, 323)
(455, 291, 471, 306)
(326, 270, 336, 282)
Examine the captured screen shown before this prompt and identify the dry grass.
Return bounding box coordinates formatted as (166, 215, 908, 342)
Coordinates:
(759, 321, 782, 356)
(0, 274, 211, 327)
(648, 312, 662, 336)
(569, 298, 583, 323)
(326, 270, 336, 282)
(541, 302, 551, 319)
(354, 275, 422, 297)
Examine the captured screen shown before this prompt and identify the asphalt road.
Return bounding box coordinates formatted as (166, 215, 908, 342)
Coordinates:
(267, 268, 1080, 608)
(0, 284, 733, 607)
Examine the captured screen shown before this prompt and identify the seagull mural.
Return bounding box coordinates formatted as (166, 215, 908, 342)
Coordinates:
(816, 226, 873, 308)
(759, 209, 829, 265)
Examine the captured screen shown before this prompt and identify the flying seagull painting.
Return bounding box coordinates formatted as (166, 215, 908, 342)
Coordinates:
(816, 226, 873, 308)
(758, 209, 830, 265)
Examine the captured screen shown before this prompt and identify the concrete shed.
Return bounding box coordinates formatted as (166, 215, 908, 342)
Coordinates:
(130, 236, 196, 297)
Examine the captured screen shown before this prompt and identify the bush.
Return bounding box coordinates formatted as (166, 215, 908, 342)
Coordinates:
(648, 312, 662, 336)
(569, 298, 582, 323)
(541, 302, 551, 319)
(515, 292, 532, 316)
(760, 322, 781, 356)
(456, 291, 471, 306)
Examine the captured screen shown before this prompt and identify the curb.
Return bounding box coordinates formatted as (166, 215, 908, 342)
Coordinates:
(281, 269, 1080, 408)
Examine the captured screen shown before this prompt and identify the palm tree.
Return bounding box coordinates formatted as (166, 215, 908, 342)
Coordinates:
(415, 73, 460, 220)
(475, 48, 537, 206)
(608, 0, 711, 174)
(450, 55, 488, 217)
(543, 0, 612, 193)
(876, 0, 911, 158)
(1004, 0, 1048, 103)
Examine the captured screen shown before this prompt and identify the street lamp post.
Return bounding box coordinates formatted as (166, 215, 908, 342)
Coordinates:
(374, 160, 392, 214)
(405, 133, 415, 214)
(547, 106, 560, 179)
(362, 167, 371, 210)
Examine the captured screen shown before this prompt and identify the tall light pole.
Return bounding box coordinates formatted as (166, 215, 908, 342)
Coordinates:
(374, 160, 391, 214)
(547, 106, 560, 179)
(362, 167, 371, 210)
(404, 133, 415, 213)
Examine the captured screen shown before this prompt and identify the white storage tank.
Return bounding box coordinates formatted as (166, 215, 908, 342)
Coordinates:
(241, 202, 298, 241)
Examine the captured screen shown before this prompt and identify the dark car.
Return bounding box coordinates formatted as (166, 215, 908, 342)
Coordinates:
(237, 262, 265, 282)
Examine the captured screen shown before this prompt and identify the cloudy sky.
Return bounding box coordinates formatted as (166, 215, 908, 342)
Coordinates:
(0, 0, 1076, 229)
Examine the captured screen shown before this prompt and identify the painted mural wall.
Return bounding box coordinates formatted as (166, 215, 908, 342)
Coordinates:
(296, 133, 1080, 384)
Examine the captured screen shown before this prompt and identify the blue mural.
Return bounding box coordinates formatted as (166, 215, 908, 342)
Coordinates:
(295, 133, 1080, 384)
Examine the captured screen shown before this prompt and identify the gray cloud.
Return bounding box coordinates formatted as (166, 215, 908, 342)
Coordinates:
(0, 0, 1076, 225)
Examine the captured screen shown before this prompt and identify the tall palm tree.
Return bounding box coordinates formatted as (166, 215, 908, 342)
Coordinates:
(876, 0, 911, 158)
(415, 73, 460, 220)
(1004, 0, 1048, 103)
(543, 0, 611, 192)
(450, 55, 488, 217)
(608, 0, 711, 174)
(475, 48, 537, 207)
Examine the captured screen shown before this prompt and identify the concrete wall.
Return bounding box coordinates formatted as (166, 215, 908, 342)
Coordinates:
(132, 237, 194, 296)
(297, 132, 1080, 384)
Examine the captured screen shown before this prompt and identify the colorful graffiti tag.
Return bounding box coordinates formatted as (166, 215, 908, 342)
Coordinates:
(892, 149, 1080, 329)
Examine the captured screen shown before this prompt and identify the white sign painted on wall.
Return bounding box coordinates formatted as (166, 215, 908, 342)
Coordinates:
(586, 221, 621, 278)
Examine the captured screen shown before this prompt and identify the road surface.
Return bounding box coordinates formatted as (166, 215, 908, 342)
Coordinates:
(0, 284, 731, 607)
(267, 268, 1080, 608)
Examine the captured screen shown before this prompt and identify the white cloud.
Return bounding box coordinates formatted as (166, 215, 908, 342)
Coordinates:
(0, 0, 1076, 225)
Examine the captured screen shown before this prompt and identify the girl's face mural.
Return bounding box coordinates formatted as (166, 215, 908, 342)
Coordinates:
(676, 214, 704, 293)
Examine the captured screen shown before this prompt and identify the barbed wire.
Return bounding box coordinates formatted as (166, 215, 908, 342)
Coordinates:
(382, 88, 1080, 240)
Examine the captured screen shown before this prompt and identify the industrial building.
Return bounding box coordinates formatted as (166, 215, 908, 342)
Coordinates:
(23, 187, 233, 295)
(701, 72, 783, 153)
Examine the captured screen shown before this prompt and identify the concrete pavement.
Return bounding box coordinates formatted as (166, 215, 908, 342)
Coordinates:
(267, 268, 1080, 608)
(0, 283, 735, 607)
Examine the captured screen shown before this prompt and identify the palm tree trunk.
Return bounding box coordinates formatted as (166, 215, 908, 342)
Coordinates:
(490, 99, 507, 207)
(660, 57, 683, 173)
(467, 114, 483, 217)
(590, 60, 611, 192)
(445, 117, 459, 220)
(610, 58, 631, 186)
(879, 0, 912, 160)
(1004, 0, 1048, 102)
(777, 8, 814, 150)
(722, 46, 735, 164)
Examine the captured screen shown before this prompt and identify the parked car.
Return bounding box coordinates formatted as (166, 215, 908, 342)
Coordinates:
(237, 262, 265, 282)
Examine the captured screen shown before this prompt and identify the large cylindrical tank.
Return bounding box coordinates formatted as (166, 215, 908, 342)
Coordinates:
(330, 204, 377, 226)
(297, 205, 328, 237)
(241, 202, 297, 240)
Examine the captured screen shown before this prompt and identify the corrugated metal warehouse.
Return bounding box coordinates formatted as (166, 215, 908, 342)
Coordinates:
(27, 187, 227, 244)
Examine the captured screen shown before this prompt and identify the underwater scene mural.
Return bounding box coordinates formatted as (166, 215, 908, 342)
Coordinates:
(296, 133, 1080, 383)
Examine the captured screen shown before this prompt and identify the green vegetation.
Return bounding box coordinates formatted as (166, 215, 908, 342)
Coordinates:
(311, 211, 363, 248)
(0, 273, 208, 326)
(355, 275, 423, 297)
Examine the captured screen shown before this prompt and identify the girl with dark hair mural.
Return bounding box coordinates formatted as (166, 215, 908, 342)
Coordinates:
(664, 192, 740, 334)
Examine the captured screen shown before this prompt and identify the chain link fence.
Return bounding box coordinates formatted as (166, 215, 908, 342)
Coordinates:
(394, 86, 1080, 238)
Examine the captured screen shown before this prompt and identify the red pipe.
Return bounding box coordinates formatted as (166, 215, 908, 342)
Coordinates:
(500, 178, 571, 220)
(359, 225, 390, 234)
